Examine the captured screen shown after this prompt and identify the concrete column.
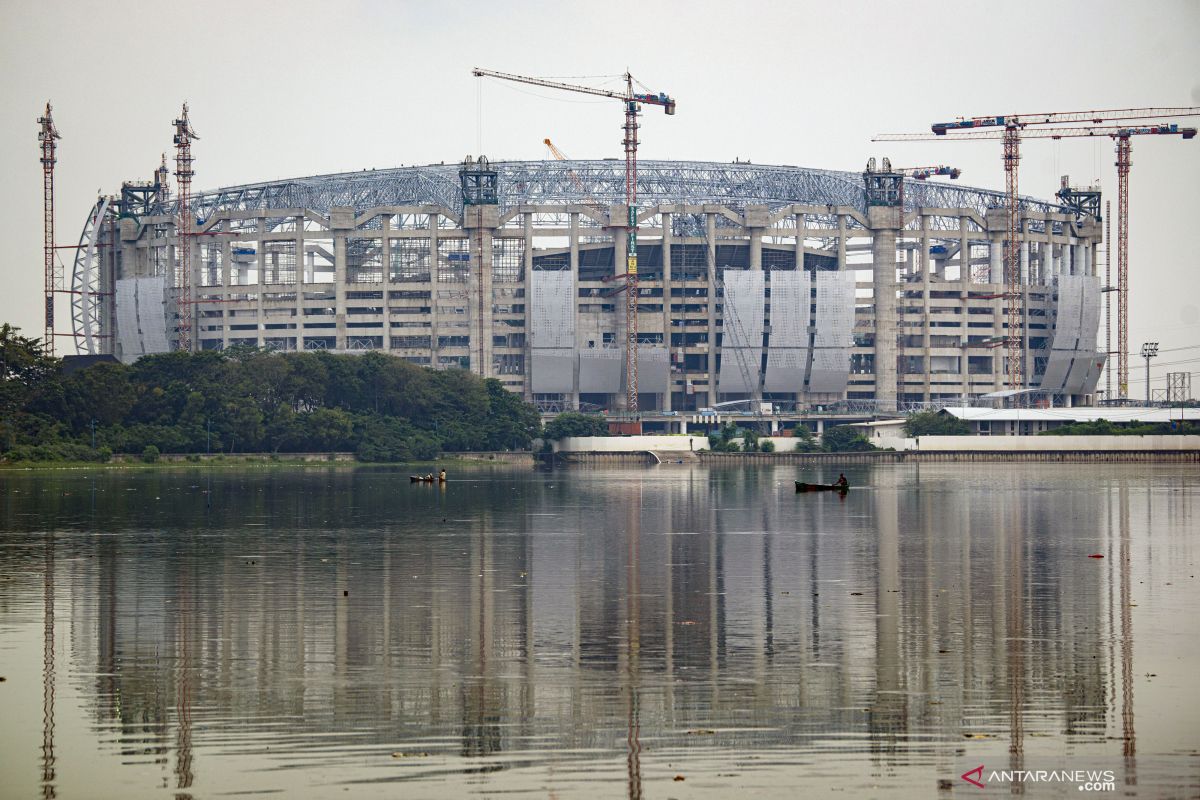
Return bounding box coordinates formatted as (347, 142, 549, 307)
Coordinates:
(868, 205, 898, 413)
(989, 238, 1003, 284)
(569, 211, 581, 410)
(381, 216, 392, 352)
(796, 211, 809, 409)
(522, 213, 533, 401)
(706, 211, 717, 406)
(222, 228, 233, 351)
(464, 204, 498, 379)
(661, 209, 674, 412)
(333, 233, 346, 351)
(745, 205, 768, 407)
(294, 219, 304, 353)
(836, 214, 847, 270)
(612, 204, 629, 411)
(920, 215, 932, 402)
(254, 218, 265, 348)
(1020, 238, 1030, 285)
(959, 216, 970, 286)
(428, 213, 440, 368)
(794, 210, 806, 271)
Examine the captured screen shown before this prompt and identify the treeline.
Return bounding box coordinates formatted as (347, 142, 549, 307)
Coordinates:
(1038, 418, 1197, 436)
(0, 324, 541, 463)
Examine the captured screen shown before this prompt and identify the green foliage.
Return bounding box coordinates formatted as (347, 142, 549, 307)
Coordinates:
(759, 439, 776, 453)
(141, 445, 160, 463)
(707, 422, 739, 452)
(705, 423, 765, 453)
(543, 412, 610, 441)
(482, 379, 542, 450)
(1038, 419, 1198, 436)
(788, 425, 818, 451)
(822, 425, 877, 452)
(904, 410, 970, 437)
(0, 328, 542, 462)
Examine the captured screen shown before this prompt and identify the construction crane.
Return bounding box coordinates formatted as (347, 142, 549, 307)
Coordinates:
(877, 121, 1196, 399)
(876, 108, 1199, 393)
(38, 102, 61, 356)
(173, 103, 198, 352)
(543, 138, 603, 207)
(474, 68, 676, 416)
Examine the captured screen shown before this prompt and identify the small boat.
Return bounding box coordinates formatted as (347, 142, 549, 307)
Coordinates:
(796, 481, 849, 492)
(410, 475, 435, 483)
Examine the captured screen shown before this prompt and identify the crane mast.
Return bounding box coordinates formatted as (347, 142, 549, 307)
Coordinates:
(38, 102, 61, 356)
(474, 68, 675, 415)
(1115, 136, 1131, 399)
(173, 103, 198, 352)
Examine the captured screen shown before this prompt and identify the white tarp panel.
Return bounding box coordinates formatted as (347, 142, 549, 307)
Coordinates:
(638, 346, 670, 394)
(529, 270, 574, 348)
(808, 270, 855, 394)
(1077, 352, 1106, 395)
(717, 270, 764, 394)
(115, 277, 169, 364)
(1040, 352, 1072, 391)
(531, 348, 575, 393)
(530, 270, 575, 392)
(764, 270, 811, 392)
(578, 347, 623, 393)
(1042, 275, 1102, 393)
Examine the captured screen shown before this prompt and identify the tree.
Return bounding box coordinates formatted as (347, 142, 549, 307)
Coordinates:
(481, 379, 541, 450)
(707, 422, 741, 452)
(904, 410, 970, 437)
(543, 412, 610, 440)
(822, 425, 876, 452)
(792, 425, 818, 451)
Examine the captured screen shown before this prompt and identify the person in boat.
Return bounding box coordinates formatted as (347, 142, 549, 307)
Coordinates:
(438, 469, 447, 483)
(426, 472, 434, 481)
(836, 473, 848, 487)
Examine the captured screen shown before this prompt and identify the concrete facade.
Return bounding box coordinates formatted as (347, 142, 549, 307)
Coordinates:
(81, 160, 1106, 411)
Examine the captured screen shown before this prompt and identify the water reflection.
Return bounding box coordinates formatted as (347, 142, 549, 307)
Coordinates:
(1, 464, 1197, 797)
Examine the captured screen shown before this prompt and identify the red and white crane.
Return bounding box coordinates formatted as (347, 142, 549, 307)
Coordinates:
(474, 69, 676, 416)
(173, 103, 198, 352)
(876, 107, 1199, 393)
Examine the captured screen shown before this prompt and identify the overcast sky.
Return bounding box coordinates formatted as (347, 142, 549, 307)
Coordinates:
(1, 0, 1197, 394)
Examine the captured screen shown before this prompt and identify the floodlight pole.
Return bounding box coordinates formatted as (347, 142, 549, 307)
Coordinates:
(1141, 342, 1158, 406)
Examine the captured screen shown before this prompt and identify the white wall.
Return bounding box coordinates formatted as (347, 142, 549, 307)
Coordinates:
(915, 435, 1200, 452)
(555, 435, 710, 452)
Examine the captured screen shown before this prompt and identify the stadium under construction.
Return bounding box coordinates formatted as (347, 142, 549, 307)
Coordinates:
(69, 156, 1106, 416)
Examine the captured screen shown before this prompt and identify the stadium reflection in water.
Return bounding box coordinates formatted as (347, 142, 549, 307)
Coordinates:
(1, 464, 1197, 798)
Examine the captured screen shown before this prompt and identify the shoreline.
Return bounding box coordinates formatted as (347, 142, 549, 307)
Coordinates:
(4, 448, 1197, 472)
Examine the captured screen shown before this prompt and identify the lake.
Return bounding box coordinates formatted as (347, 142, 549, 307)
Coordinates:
(1, 463, 1197, 798)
